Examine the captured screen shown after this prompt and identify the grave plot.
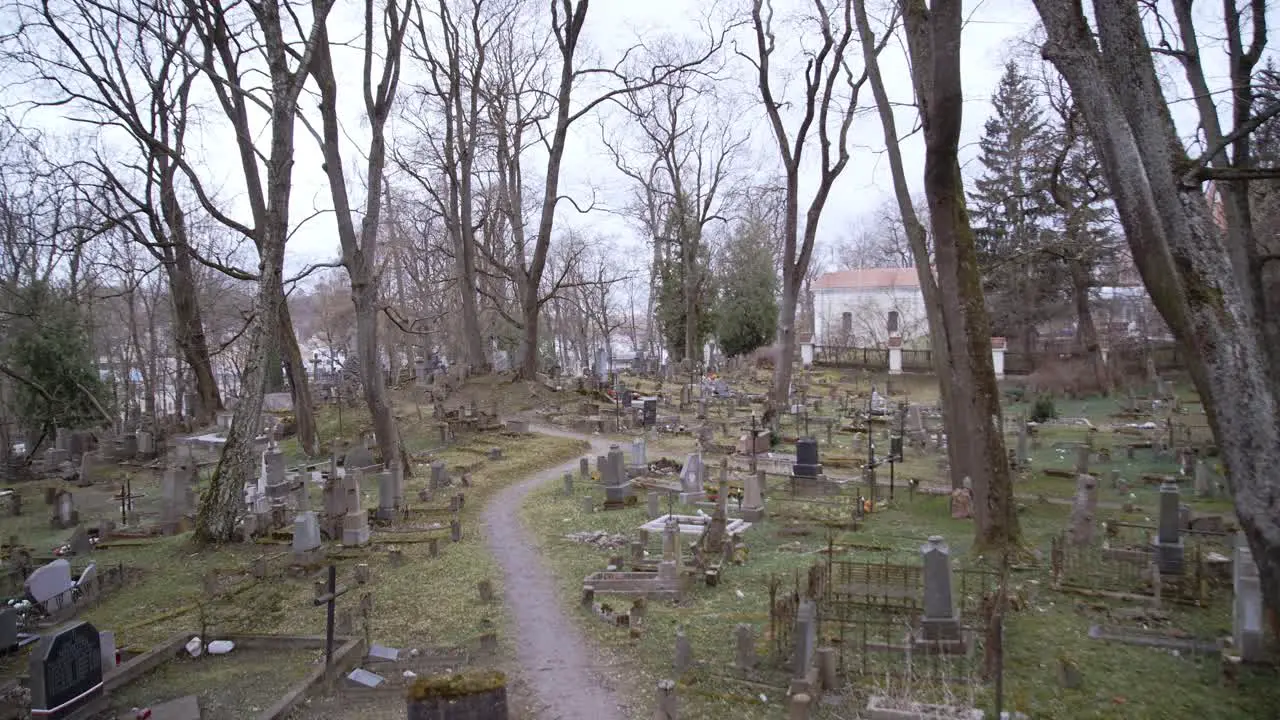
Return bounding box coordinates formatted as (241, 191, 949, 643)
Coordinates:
(106, 642, 324, 719)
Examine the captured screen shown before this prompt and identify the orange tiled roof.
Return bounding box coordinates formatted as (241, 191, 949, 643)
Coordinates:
(814, 267, 922, 290)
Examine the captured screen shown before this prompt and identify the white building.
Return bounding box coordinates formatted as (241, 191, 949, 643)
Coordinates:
(813, 267, 930, 348)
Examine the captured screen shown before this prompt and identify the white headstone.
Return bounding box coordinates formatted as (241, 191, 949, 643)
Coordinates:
(25, 559, 74, 607)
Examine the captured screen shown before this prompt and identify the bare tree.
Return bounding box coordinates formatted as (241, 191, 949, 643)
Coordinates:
(1034, 0, 1280, 613)
(7, 0, 227, 424)
(741, 0, 888, 410)
(603, 64, 746, 363)
(309, 0, 411, 475)
(488, 0, 726, 378)
(903, 0, 1019, 548)
(397, 0, 507, 372)
(184, 0, 336, 541)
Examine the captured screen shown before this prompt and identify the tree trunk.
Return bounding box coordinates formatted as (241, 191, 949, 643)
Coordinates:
(772, 272, 799, 411)
(278, 301, 317, 455)
(353, 277, 404, 474)
(1069, 261, 1107, 392)
(197, 237, 285, 543)
(1035, 0, 1280, 616)
(908, 0, 1019, 548)
(167, 249, 222, 425)
(159, 155, 222, 426)
(854, 0, 969, 489)
(518, 286, 540, 378)
(454, 226, 487, 372)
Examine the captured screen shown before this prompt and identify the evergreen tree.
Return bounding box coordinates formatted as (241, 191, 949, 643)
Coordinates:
(653, 194, 715, 361)
(970, 60, 1064, 351)
(715, 218, 778, 357)
(4, 282, 106, 434)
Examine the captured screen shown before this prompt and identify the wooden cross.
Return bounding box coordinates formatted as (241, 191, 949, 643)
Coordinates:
(312, 564, 350, 668)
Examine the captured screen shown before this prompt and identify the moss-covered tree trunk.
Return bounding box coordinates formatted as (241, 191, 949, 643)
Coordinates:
(1034, 0, 1280, 616)
(854, 0, 971, 489)
(278, 302, 317, 455)
(905, 0, 1020, 549)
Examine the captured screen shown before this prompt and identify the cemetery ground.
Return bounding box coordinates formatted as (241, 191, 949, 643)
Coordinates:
(519, 368, 1280, 719)
(1, 387, 589, 719)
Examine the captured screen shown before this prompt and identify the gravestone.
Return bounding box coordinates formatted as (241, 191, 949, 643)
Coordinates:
(67, 525, 91, 556)
(791, 600, 817, 679)
(121, 433, 138, 459)
(741, 470, 765, 522)
(343, 443, 375, 471)
(293, 511, 323, 565)
(98, 630, 116, 671)
(1154, 479, 1184, 574)
(735, 624, 756, 669)
(160, 464, 197, 533)
(1016, 422, 1029, 465)
(26, 559, 74, 612)
(642, 397, 658, 427)
(603, 444, 632, 508)
(918, 536, 963, 649)
(679, 453, 704, 502)
(342, 482, 371, 547)
(792, 438, 822, 478)
(0, 607, 17, 651)
(28, 621, 105, 719)
(376, 471, 396, 521)
(646, 492, 661, 520)
(136, 431, 155, 458)
(1194, 459, 1217, 498)
(1233, 533, 1265, 662)
(1068, 474, 1099, 545)
(430, 461, 451, 490)
(264, 444, 288, 499)
(630, 437, 647, 473)
(54, 491, 78, 529)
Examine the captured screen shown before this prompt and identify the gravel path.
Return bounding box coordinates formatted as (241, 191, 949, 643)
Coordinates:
(483, 429, 628, 720)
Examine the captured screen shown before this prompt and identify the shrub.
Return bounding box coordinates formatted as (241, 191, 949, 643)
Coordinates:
(1030, 396, 1057, 423)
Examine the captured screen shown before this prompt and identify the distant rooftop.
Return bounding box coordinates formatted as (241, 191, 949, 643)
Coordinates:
(814, 267, 921, 290)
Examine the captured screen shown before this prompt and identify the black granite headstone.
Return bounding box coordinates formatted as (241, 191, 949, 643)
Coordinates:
(796, 438, 819, 466)
(29, 620, 104, 719)
(793, 437, 822, 479)
(642, 399, 658, 427)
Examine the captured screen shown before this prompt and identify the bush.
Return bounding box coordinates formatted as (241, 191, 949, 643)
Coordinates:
(1030, 396, 1057, 423)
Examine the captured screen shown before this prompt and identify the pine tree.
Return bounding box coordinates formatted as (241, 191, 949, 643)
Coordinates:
(4, 282, 106, 434)
(715, 217, 778, 357)
(970, 60, 1064, 353)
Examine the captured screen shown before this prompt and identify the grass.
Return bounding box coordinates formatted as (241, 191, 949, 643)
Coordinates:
(520, 371, 1280, 720)
(1, 396, 587, 709)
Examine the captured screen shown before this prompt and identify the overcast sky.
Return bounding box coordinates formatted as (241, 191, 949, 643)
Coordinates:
(7, 0, 1264, 280)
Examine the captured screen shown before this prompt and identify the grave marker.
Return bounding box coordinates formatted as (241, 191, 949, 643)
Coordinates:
(28, 620, 105, 719)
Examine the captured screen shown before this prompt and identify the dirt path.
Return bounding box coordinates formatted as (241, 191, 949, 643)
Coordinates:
(483, 429, 628, 720)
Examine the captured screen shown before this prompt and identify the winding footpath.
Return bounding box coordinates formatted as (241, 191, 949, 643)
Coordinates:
(482, 427, 628, 720)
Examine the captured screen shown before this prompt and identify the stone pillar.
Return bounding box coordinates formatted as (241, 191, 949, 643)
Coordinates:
(887, 335, 903, 375)
(734, 624, 756, 669)
(789, 693, 812, 720)
(654, 679, 678, 720)
(990, 336, 1007, 378)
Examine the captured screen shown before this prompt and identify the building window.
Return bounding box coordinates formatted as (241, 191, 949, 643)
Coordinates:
(841, 312, 852, 334)
(887, 310, 900, 334)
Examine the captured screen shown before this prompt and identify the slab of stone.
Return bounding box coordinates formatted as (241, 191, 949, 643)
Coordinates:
(347, 668, 385, 688)
(150, 693, 202, 720)
(367, 644, 400, 662)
